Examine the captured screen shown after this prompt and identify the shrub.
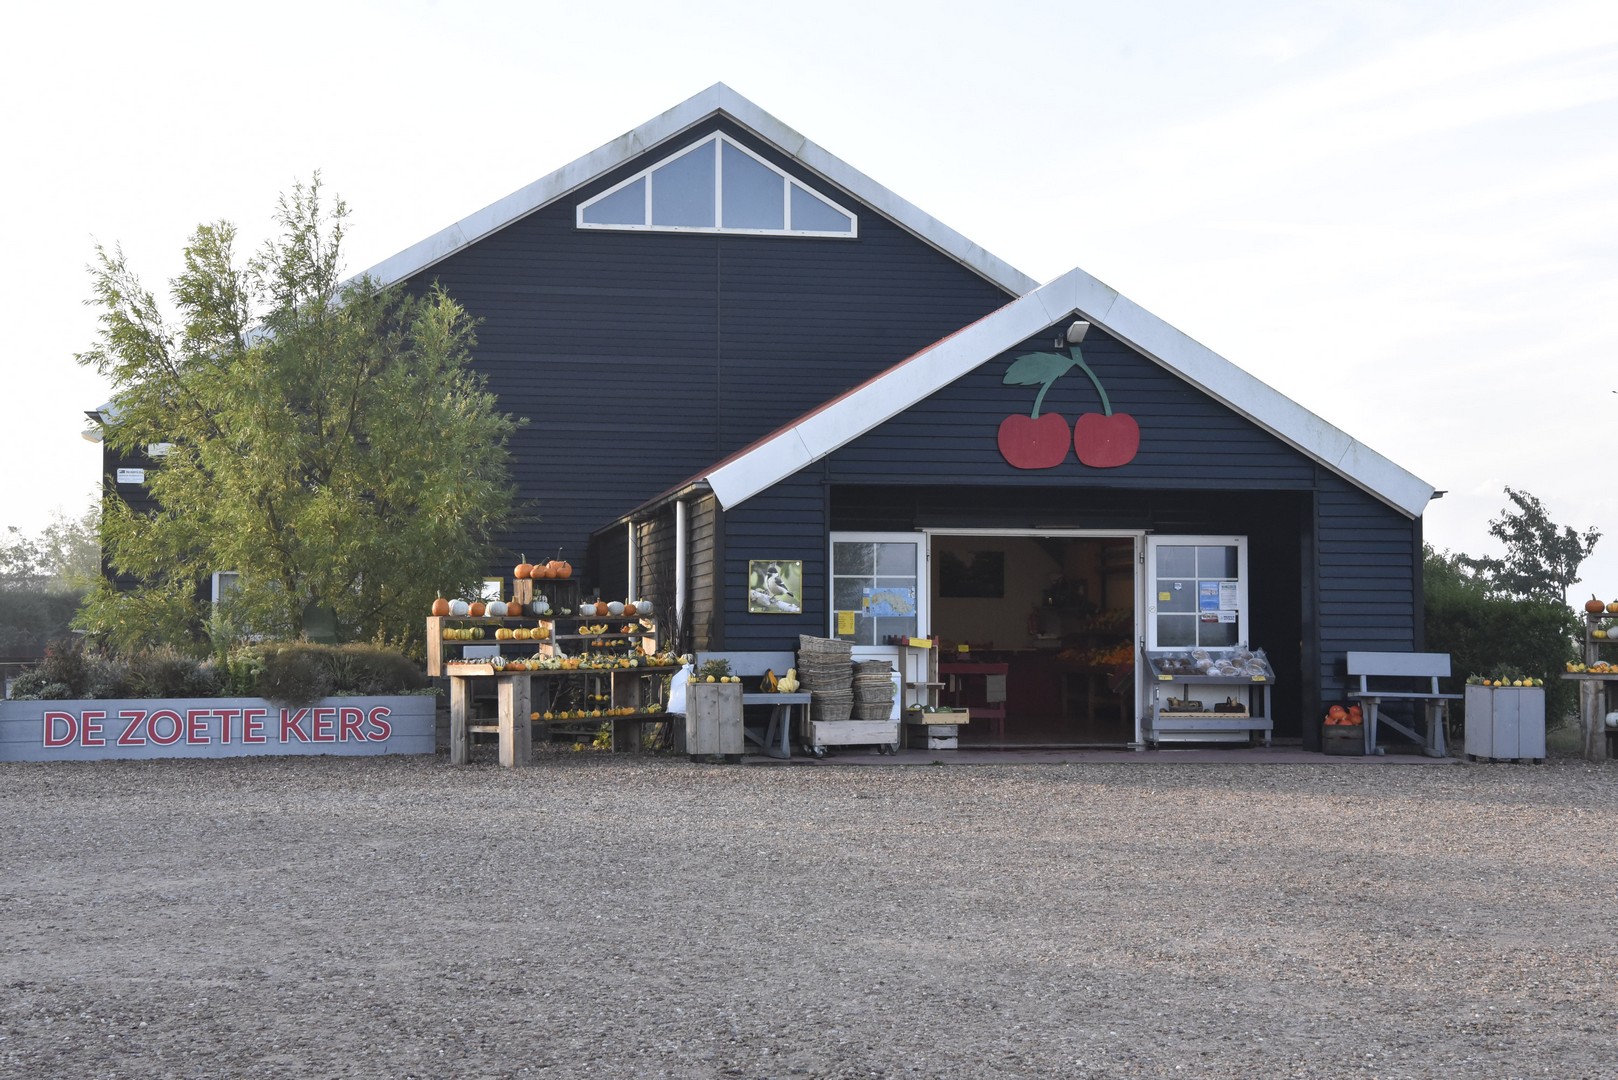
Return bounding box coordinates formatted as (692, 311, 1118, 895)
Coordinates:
(255, 645, 335, 708)
(124, 647, 222, 700)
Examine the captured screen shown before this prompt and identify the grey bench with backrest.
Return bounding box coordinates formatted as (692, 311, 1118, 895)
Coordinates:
(694, 650, 810, 759)
(1345, 651, 1462, 757)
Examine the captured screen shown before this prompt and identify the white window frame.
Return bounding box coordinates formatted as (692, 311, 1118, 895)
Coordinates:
(577, 133, 859, 239)
(210, 571, 240, 605)
(1143, 535, 1249, 651)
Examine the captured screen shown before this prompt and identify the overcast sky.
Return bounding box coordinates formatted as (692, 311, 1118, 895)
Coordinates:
(5, 0, 1615, 597)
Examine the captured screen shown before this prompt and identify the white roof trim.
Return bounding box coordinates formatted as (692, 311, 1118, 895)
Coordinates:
(352, 83, 1038, 297)
(705, 266, 1436, 518)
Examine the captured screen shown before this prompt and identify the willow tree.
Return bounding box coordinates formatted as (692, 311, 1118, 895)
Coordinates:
(76, 178, 519, 652)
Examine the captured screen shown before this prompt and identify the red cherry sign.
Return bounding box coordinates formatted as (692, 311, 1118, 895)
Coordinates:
(1074, 411, 1140, 468)
(999, 339, 1139, 470)
(997, 412, 1070, 469)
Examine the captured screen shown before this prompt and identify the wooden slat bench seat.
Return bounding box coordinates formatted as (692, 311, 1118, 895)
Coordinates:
(1346, 651, 1462, 757)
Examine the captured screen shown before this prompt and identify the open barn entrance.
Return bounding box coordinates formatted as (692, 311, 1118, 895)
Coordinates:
(928, 533, 1138, 747)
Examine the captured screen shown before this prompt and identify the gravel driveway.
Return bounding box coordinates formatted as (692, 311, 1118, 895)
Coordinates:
(3, 751, 1614, 1078)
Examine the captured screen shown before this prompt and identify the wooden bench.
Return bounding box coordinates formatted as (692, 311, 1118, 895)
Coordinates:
(694, 651, 810, 759)
(1346, 651, 1462, 758)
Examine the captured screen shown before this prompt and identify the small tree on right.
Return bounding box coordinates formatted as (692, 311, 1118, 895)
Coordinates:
(1426, 488, 1598, 726)
(1459, 486, 1600, 603)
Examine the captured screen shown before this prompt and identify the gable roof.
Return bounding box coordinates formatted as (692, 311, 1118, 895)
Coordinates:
(697, 266, 1435, 518)
(352, 83, 1039, 297)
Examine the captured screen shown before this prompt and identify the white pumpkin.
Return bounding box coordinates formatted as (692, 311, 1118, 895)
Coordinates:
(448, 599, 470, 617)
(607, 601, 625, 616)
(486, 600, 508, 618)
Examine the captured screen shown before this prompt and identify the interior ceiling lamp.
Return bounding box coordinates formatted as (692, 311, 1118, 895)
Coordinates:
(1057, 320, 1090, 348)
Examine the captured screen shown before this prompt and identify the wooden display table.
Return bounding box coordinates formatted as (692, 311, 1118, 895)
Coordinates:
(1559, 674, 1616, 762)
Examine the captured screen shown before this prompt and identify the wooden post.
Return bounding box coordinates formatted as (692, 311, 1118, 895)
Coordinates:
(449, 675, 472, 765)
(497, 675, 532, 768)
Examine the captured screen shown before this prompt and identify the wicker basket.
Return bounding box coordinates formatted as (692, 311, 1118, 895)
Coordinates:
(810, 689, 854, 722)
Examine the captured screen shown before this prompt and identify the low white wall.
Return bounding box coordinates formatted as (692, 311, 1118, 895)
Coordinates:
(0, 696, 436, 762)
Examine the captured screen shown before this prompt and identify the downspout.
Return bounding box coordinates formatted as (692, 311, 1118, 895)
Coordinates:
(626, 520, 638, 599)
(675, 498, 688, 646)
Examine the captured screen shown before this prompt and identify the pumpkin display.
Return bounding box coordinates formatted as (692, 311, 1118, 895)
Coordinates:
(431, 596, 450, 617)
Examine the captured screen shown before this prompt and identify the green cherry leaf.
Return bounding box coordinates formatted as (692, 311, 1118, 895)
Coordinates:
(1002, 352, 1077, 388)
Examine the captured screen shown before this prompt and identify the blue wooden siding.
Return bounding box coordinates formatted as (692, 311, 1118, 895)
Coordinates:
(402, 117, 1014, 581)
(713, 470, 829, 652)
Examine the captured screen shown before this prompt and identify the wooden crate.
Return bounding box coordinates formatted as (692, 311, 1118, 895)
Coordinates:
(1323, 724, 1364, 756)
(685, 681, 743, 756)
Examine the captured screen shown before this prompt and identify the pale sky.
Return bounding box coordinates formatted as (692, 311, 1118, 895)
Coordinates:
(5, 0, 1616, 597)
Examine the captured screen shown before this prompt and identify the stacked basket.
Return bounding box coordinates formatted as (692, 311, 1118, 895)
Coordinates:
(798, 635, 854, 722)
(852, 659, 897, 721)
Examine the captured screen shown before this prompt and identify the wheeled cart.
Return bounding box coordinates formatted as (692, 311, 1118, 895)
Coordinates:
(798, 718, 901, 757)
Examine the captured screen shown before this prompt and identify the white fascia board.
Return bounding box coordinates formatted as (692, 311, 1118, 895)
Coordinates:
(1072, 268, 1435, 517)
(352, 84, 1037, 298)
(707, 264, 1434, 519)
(706, 294, 1059, 509)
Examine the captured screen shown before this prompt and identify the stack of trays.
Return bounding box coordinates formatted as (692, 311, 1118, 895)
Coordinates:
(852, 659, 896, 721)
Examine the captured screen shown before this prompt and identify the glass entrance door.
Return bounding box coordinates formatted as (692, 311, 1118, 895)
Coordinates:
(1144, 536, 1249, 650)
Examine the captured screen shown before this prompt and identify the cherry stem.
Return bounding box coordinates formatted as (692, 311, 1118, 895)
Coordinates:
(1067, 345, 1113, 415)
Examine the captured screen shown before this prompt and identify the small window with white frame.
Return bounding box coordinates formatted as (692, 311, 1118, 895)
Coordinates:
(578, 133, 858, 238)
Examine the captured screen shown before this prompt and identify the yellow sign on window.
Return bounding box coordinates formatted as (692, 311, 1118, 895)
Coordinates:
(836, 611, 856, 636)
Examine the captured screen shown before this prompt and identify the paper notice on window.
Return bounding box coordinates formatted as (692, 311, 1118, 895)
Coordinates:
(1219, 582, 1239, 609)
(1218, 611, 1237, 623)
(836, 611, 856, 636)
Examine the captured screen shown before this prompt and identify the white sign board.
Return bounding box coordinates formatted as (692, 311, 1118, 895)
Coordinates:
(116, 468, 145, 484)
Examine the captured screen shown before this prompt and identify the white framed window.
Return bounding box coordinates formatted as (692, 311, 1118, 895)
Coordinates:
(829, 532, 925, 646)
(210, 571, 240, 605)
(1144, 536, 1248, 650)
(578, 133, 858, 238)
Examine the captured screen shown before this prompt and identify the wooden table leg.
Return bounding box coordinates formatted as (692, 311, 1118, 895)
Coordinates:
(449, 676, 472, 765)
(497, 675, 532, 768)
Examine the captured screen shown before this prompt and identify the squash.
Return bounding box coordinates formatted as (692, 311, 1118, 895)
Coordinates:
(506, 600, 524, 617)
(1586, 595, 1606, 614)
(761, 669, 779, 693)
(486, 600, 508, 618)
(469, 600, 487, 618)
(431, 596, 450, 617)
(1325, 704, 1349, 725)
(514, 556, 534, 580)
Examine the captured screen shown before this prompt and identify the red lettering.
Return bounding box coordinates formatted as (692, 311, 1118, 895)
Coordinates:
(242, 709, 267, 743)
(214, 707, 242, 744)
(80, 710, 107, 747)
(43, 711, 76, 748)
(365, 706, 392, 742)
(310, 707, 337, 743)
(280, 709, 310, 742)
(147, 709, 183, 746)
(118, 710, 148, 746)
(184, 709, 211, 745)
(337, 707, 364, 742)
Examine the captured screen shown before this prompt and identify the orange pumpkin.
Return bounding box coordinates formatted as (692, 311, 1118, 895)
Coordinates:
(1326, 704, 1349, 724)
(1348, 704, 1362, 724)
(622, 602, 637, 617)
(469, 600, 487, 618)
(514, 556, 534, 580)
(594, 600, 610, 616)
(1586, 595, 1606, 614)
(506, 600, 524, 617)
(431, 596, 450, 617)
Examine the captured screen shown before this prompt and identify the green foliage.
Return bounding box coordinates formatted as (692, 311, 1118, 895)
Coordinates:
(1424, 546, 1579, 722)
(75, 176, 521, 652)
(1, 507, 100, 660)
(253, 642, 429, 708)
(1458, 487, 1600, 602)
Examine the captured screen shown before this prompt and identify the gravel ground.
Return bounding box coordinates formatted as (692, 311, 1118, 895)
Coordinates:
(3, 749, 1615, 1079)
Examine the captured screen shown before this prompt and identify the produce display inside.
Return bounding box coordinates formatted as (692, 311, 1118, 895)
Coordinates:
(1142, 646, 1274, 747)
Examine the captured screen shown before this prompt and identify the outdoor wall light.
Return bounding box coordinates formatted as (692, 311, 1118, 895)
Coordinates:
(1067, 320, 1090, 343)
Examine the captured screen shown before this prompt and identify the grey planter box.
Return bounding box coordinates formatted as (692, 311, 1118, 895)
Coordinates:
(0, 695, 436, 762)
(685, 681, 743, 756)
(1463, 685, 1546, 761)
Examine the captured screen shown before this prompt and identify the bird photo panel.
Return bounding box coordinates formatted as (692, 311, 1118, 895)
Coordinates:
(748, 559, 803, 615)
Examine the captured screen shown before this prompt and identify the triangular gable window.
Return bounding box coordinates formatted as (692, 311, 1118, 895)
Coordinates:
(578, 133, 857, 238)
